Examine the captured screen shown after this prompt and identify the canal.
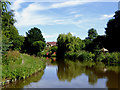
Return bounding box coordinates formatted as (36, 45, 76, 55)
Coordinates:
(4, 58, 120, 88)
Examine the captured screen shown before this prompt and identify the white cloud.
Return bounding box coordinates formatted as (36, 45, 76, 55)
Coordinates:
(11, 1, 76, 27)
(11, 0, 116, 28)
(100, 14, 114, 20)
(11, 0, 25, 10)
(74, 14, 83, 18)
(9, 0, 119, 2)
(51, 0, 86, 8)
(70, 11, 78, 14)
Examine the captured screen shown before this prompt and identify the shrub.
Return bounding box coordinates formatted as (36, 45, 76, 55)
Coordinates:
(78, 51, 95, 61)
(96, 53, 106, 62)
(105, 52, 120, 66)
(65, 51, 95, 61)
(2, 50, 21, 65)
(96, 52, 120, 66)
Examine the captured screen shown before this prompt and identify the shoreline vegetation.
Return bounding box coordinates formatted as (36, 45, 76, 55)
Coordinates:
(1, 51, 46, 86)
(64, 51, 120, 66)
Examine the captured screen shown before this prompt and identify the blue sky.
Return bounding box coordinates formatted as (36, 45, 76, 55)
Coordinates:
(10, 0, 118, 42)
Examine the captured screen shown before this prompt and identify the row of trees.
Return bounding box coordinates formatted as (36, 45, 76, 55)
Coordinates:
(57, 10, 120, 58)
(84, 10, 120, 52)
(1, 1, 46, 56)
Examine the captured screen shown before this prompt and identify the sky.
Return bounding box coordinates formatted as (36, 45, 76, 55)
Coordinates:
(9, 0, 119, 42)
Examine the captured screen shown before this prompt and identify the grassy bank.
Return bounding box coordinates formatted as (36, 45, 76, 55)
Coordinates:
(64, 51, 120, 66)
(1, 51, 46, 85)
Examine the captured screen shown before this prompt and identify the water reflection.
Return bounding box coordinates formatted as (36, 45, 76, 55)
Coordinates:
(4, 70, 44, 88)
(57, 59, 120, 88)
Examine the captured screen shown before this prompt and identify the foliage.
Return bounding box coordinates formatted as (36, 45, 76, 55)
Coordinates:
(2, 54, 45, 80)
(65, 51, 95, 62)
(2, 50, 21, 65)
(23, 27, 45, 55)
(65, 50, 120, 66)
(50, 46, 58, 54)
(57, 33, 85, 58)
(87, 28, 98, 41)
(12, 35, 25, 50)
(105, 10, 120, 52)
(1, 1, 11, 13)
(2, 35, 12, 52)
(32, 41, 46, 55)
(26, 27, 45, 44)
(96, 52, 120, 66)
(1, 2, 24, 51)
(84, 28, 98, 52)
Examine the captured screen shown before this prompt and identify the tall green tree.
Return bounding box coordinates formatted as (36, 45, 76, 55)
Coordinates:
(87, 28, 98, 41)
(57, 33, 85, 58)
(105, 10, 120, 52)
(23, 27, 45, 55)
(1, 1, 24, 51)
(84, 28, 98, 52)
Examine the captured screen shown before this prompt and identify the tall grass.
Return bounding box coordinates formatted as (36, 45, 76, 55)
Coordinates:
(2, 51, 46, 81)
(2, 50, 22, 65)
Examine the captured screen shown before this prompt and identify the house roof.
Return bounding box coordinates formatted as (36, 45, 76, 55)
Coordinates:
(47, 42, 57, 46)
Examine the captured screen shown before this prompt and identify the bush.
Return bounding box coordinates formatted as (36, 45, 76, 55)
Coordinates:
(105, 52, 120, 66)
(96, 52, 120, 66)
(96, 53, 106, 62)
(77, 51, 95, 61)
(32, 41, 46, 55)
(65, 51, 95, 61)
(2, 50, 22, 65)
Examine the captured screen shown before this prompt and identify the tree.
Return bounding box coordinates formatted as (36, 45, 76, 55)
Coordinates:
(1, 1, 24, 51)
(105, 10, 120, 52)
(57, 33, 85, 58)
(11, 35, 25, 50)
(32, 41, 46, 55)
(26, 27, 45, 44)
(87, 28, 98, 41)
(84, 28, 98, 52)
(2, 10, 24, 51)
(2, 35, 12, 53)
(23, 27, 46, 55)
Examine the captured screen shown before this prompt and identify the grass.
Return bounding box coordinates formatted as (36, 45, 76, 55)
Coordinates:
(2, 51, 46, 82)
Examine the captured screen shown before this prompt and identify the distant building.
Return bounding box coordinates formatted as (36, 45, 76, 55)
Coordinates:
(46, 42, 57, 47)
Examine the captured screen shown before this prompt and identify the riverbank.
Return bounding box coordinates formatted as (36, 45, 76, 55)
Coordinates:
(64, 51, 120, 66)
(63, 51, 120, 72)
(1, 51, 46, 86)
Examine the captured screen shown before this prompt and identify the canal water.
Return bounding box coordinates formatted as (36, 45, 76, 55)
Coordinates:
(4, 58, 120, 88)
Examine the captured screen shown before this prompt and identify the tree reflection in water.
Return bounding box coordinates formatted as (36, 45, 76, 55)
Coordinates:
(57, 59, 120, 88)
